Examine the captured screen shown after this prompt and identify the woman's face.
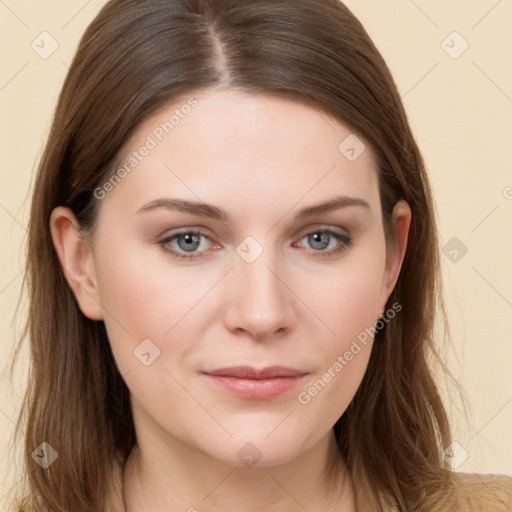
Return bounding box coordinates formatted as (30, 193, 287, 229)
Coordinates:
(53, 88, 410, 468)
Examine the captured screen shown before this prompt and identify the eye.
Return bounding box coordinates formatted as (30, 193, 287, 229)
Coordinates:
(157, 230, 217, 260)
(157, 227, 353, 261)
(175, 232, 202, 252)
(293, 229, 353, 257)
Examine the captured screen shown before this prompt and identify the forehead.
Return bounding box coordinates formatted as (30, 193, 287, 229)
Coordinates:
(102, 88, 380, 217)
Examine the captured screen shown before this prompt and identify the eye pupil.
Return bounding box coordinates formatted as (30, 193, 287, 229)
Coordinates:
(177, 233, 201, 252)
(308, 232, 330, 250)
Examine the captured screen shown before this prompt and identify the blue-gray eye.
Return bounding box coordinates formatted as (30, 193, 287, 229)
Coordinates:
(307, 231, 331, 250)
(176, 233, 201, 252)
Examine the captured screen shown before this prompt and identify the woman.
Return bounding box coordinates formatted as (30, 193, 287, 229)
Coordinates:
(9, 0, 511, 510)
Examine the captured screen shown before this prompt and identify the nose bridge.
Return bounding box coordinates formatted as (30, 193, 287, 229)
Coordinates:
(224, 237, 294, 338)
(242, 257, 282, 308)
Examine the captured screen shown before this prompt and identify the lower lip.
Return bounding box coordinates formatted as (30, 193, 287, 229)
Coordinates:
(203, 374, 306, 399)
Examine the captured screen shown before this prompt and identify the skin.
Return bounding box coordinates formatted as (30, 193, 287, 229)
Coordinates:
(50, 88, 411, 511)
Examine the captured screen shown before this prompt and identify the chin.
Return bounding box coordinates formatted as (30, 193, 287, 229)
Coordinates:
(201, 430, 313, 470)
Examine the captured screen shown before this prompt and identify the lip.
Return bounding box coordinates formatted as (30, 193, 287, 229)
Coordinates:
(202, 366, 308, 399)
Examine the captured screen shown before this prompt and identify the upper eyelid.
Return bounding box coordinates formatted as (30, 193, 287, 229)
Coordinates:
(295, 225, 350, 238)
(159, 227, 215, 241)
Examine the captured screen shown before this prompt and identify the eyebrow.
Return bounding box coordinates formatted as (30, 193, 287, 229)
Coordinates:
(136, 195, 371, 222)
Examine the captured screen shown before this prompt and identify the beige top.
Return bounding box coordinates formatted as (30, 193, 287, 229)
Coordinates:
(107, 459, 512, 511)
(449, 472, 512, 512)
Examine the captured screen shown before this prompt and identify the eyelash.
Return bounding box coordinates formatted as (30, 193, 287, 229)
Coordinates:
(157, 228, 353, 261)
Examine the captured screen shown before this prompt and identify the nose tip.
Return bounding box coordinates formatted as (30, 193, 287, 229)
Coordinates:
(222, 252, 295, 340)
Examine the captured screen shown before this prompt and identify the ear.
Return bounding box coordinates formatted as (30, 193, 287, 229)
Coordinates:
(379, 199, 411, 311)
(49, 206, 104, 321)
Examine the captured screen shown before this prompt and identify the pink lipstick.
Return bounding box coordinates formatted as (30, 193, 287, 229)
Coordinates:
(202, 366, 307, 399)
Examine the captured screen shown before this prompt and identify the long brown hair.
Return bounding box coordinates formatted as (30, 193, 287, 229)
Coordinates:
(9, 0, 464, 510)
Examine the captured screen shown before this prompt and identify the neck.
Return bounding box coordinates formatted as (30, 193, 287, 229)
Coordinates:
(122, 429, 355, 512)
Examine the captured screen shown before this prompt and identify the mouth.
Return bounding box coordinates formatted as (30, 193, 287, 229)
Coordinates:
(202, 366, 308, 400)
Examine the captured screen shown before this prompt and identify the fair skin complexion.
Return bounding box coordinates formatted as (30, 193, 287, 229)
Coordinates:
(50, 88, 411, 511)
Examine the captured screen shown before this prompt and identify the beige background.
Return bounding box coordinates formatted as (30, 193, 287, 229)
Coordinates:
(1, 0, 511, 504)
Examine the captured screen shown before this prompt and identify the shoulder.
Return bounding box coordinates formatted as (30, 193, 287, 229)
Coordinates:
(381, 472, 512, 512)
(450, 472, 512, 511)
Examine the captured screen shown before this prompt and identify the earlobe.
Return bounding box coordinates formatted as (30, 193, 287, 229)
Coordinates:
(380, 200, 411, 309)
(49, 207, 104, 321)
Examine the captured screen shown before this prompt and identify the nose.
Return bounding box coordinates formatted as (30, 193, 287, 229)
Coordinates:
(222, 248, 296, 340)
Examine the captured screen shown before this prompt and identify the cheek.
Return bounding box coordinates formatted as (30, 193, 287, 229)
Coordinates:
(304, 252, 385, 344)
(93, 237, 225, 375)
(292, 251, 386, 416)
(294, 287, 378, 427)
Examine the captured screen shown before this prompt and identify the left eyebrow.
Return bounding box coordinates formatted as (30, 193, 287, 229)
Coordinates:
(293, 195, 371, 220)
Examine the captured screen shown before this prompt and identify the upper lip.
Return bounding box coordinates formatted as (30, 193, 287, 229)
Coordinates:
(203, 366, 307, 379)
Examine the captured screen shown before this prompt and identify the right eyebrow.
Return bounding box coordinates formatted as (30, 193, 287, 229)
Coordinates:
(136, 197, 229, 222)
